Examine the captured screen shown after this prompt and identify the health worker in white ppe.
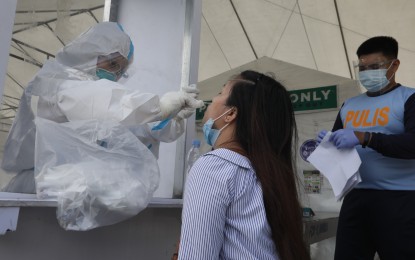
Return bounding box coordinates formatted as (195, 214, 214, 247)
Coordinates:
(1, 22, 203, 193)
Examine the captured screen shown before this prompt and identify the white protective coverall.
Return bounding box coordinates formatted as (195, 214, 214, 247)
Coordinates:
(1, 22, 202, 196)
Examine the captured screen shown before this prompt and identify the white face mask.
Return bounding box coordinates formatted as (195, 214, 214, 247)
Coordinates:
(358, 62, 395, 92)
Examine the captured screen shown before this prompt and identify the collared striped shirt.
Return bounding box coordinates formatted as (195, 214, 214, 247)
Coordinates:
(179, 148, 279, 260)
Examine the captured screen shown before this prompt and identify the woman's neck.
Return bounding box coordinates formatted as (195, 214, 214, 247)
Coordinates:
(214, 140, 247, 157)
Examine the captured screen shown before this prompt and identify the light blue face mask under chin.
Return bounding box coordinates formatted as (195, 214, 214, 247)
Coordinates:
(202, 108, 233, 146)
(96, 68, 118, 81)
(203, 118, 221, 146)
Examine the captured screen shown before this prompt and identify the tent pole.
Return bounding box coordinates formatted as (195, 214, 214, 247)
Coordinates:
(229, 0, 258, 59)
(334, 0, 353, 79)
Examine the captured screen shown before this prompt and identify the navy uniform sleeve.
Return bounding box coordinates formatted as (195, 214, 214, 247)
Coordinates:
(368, 93, 415, 159)
(332, 103, 344, 131)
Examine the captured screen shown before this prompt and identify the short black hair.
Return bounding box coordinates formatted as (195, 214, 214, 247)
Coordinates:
(356, 36, 398, 59)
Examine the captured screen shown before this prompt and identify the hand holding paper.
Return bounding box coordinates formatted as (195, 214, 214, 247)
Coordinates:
(308, 131, 362, 201)
(330, 129, 360, 149)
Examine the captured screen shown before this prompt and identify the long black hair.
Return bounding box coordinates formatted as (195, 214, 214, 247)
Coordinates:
(226, 70, 309, 260)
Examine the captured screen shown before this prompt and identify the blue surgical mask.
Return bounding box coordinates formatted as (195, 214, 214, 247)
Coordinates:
(96, 68, 118, 81)
(203, 108, 232, 146)
(358, 63, 394, 92)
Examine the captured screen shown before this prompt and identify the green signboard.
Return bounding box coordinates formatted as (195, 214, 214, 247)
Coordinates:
(195, 85, 337, 120)
(289, 85, 337, 112)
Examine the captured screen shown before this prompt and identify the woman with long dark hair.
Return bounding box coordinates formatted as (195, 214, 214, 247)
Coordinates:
(178, 70, 309, 260)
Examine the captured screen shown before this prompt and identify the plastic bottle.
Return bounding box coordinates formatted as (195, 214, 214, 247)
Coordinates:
(184, 139, 201, 183)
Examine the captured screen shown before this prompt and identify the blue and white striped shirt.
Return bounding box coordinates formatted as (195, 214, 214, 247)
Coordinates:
(179, 148, 278, 260)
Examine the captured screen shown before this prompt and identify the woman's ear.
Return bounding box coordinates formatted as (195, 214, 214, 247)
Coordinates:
(225, 107, 237, 123)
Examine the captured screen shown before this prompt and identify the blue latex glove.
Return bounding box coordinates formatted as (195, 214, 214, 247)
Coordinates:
(316, 130, 328, 144)
(329, 129, 359, 149)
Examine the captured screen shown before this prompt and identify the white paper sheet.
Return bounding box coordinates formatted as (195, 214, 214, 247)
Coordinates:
(308, 132, 362, 201)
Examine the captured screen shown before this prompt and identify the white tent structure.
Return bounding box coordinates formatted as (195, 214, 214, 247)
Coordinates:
(198, 0, 415, 86)
(0, 0, 414, 258)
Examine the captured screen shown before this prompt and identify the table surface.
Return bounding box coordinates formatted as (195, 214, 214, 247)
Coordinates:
(0, 192, 339, 244)
(0, 192, 184, 208)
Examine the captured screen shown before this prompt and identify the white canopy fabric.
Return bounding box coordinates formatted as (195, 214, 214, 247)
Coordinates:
(198, 0, 415, 88)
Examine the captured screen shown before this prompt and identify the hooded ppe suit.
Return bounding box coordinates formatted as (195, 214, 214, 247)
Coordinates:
(2, 22, 203, 193)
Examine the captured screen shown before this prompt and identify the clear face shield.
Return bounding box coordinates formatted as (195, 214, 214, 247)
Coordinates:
(95, 52, 130, 81)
